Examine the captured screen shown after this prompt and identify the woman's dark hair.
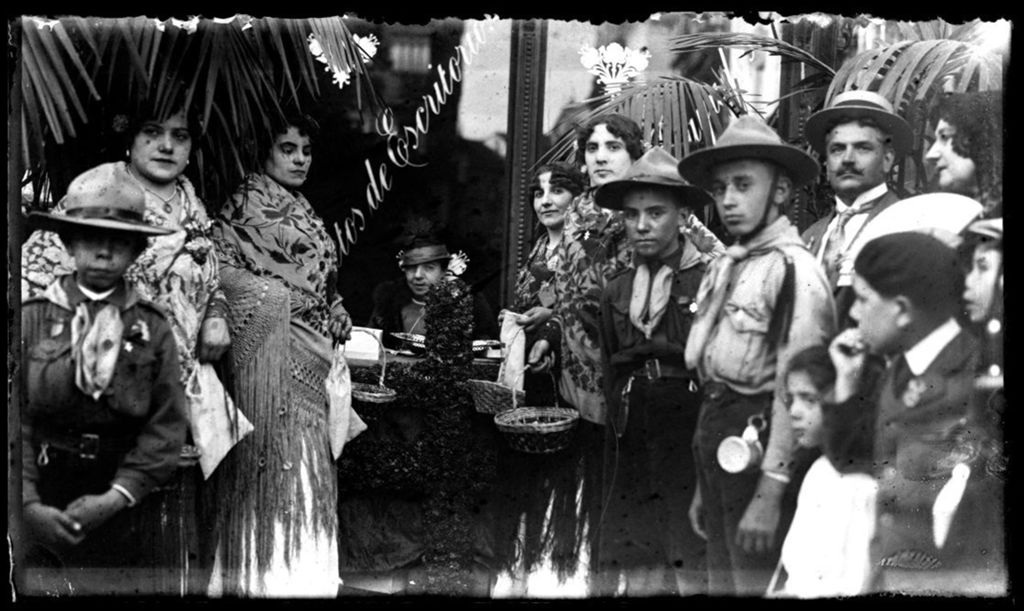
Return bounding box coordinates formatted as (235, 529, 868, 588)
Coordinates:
(123, 106, 203, 150)
(958, 231, 1004, 322)
(574, 113, 645, 166)
(530, 161, 587, 197)
(261, 113, 320, 162)
(930, 91, 1003, 215)
(786, 344, 836, 396)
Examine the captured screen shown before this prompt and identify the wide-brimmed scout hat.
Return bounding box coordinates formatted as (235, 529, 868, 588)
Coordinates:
(28, 163, 173, 236)
(594, 146, 714, 211)
(397, 243, 451, 268)
(804, 90, 914, 159)
(677, 114, 820, 189)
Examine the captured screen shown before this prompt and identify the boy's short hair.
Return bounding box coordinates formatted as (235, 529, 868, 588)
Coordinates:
(854, 231, 963, 319)
(786, 344, 836, 395)
(574, 113, 644, 166)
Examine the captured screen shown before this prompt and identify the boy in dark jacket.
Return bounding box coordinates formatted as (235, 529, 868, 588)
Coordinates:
(20, 163, 187, 589)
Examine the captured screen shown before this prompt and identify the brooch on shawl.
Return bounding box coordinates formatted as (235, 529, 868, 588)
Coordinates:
(901, 377, 929, 408)
(126, 319, 151, 344)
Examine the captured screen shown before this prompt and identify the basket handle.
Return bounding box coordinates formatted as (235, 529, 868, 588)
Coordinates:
(351, 328, 388, 386)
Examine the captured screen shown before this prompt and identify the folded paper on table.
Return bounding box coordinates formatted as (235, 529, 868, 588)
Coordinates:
(499, 315, 526, 392)
(326, 344, 368, 460)
(186, 363, 255, 479)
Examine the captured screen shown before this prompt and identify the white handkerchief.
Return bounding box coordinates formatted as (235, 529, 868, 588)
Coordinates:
(932, 462, 971, 549)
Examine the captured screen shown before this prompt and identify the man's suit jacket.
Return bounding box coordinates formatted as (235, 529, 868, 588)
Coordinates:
(801, 189, 902, 258)
(870, 330, 996, 591)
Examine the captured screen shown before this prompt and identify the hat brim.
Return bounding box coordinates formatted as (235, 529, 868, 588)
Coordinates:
(594, 177, 715, 211)
(399, 254, 451, 268)
(677, 144, 820, 189)
(805, 105, 914, 159)
(27, 212, 175, 236)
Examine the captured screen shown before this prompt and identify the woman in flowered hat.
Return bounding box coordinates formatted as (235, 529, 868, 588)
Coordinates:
(369, 231, 497, 348)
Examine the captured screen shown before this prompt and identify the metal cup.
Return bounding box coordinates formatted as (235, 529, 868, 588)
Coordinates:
(717, 415, 767, 474)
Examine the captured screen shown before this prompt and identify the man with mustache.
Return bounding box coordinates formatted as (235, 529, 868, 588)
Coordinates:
(802, 91, 913, 325)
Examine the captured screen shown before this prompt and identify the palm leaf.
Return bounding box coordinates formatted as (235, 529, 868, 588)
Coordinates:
(670, 32, 836, 76)
(536, 76, 733, 168)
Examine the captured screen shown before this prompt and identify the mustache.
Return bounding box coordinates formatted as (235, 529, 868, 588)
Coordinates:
(837, 166, 863, 175)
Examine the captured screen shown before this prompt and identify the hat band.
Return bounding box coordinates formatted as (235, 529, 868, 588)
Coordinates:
(832, 99, 890, 112)
(65, 206, 146, 224)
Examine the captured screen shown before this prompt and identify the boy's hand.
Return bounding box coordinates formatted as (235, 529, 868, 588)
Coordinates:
(198, 316, 231, 362)
(829, 328, 867, 403)
(688, 485, 707, 540)
(64, 489, 129, 534)
(24, 502, 85, 547)
(516, 307, 553, 333)
(527, 340, 555, 373)
(736, 474, 784, 555)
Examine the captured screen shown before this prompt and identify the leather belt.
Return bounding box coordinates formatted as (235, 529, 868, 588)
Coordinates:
(35, 430, 134, 461)
(622, 357, 693, 381)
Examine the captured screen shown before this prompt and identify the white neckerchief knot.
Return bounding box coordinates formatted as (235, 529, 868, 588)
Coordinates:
(70, 301, 124, 400)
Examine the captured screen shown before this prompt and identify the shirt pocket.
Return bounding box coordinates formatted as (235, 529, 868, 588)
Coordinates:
(26, 338, 77, 410)
(608, 299, 635, 347)
(712, 299, 772, 383)
(108, 345, 158, 418)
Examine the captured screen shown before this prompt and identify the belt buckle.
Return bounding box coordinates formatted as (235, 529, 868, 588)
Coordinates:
(79, 433, 99, 460)
(644, 358, 662, 380)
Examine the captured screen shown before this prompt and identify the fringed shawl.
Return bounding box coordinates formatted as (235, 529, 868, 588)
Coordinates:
(212, 173, 338, 337)
(206, 265, 336, 593)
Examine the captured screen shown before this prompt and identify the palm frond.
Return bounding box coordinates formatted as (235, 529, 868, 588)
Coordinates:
(17, 14, 383, 207)
(826, 38, 1003, 110)
(537, 77, 734, 168)
(670, 32, 836, 76)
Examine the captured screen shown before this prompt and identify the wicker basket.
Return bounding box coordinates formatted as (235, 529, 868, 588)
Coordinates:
(349, 329, 397, 404)
(466, 333, 525, 415)
(494, 407, 580, 454)
(466, 379, 524, 415)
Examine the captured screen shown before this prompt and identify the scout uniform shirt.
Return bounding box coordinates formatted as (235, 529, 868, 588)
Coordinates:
(22, 274, 187, 509)
(599, 237, 706, 411)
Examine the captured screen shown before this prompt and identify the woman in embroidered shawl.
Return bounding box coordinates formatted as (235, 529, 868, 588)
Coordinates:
(20, 108, 230, 594)
(206, 115, 352, 597)
(489, 162, 590, 592)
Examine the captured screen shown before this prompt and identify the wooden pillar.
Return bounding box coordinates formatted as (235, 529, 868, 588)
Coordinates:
(500, 19, 547, 308)
(8, 17, 25, 582)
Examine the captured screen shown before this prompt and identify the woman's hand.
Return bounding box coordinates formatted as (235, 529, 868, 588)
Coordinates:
(64, 489, 129, 534)
(527, 339, 555, 373)
(329, 301, 353, 343)
(516, 307, 553, 333)
(198, 317, 231, 362)
(24, 502, 85, 548)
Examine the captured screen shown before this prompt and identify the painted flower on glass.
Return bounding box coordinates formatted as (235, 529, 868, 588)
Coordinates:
(579, 42, 651, 95)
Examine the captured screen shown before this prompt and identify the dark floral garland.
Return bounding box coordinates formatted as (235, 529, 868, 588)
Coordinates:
(337, 276, 498, 595)
(418, 276, 496, 595)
